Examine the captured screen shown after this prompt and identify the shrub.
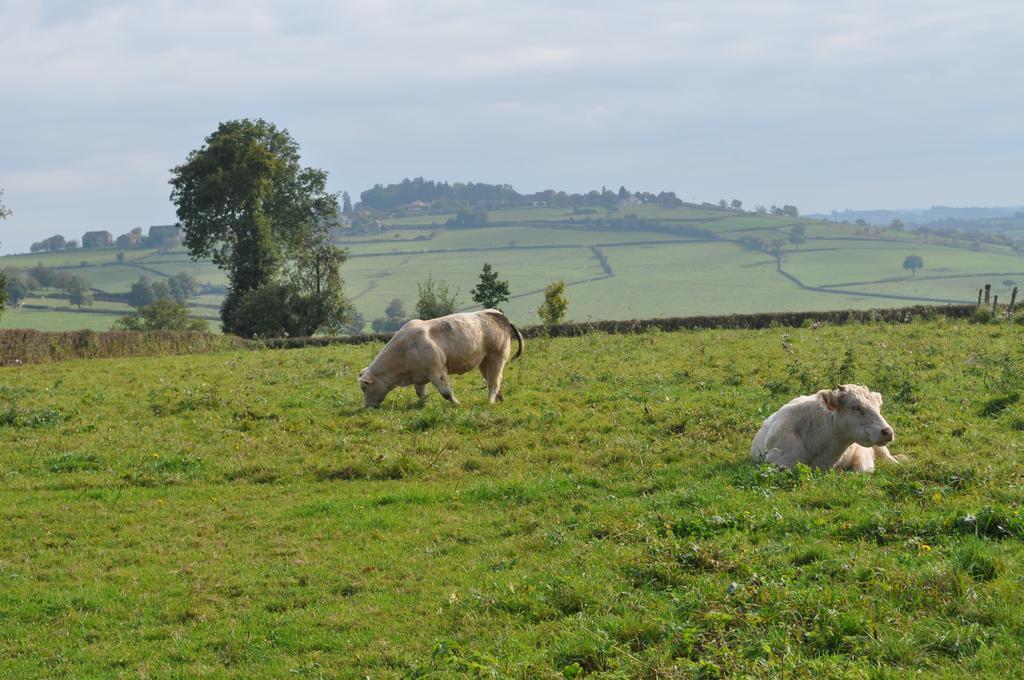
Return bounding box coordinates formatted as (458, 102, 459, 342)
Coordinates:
(222, 284, 295, 338)
(372, 299, 408, 333)
(115, 300, 208, 332)
(415, 275, 458, 320)
(538, 280, 569, 326)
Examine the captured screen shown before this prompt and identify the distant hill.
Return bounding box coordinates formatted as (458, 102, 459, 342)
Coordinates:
(812, 206, 1024, 229)
(4, 183, 1023, 333)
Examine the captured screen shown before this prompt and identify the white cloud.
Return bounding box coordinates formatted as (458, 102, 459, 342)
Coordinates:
(1, 0, 1023, 252)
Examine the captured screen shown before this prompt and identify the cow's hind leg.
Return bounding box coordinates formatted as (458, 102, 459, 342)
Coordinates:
(478, 356, 506, 403)
(476, 357, 505, 403)
(429, 372, 460, 405)
(414, 383, 427, 401)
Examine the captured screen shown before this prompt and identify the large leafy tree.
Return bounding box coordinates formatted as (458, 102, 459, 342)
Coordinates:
(169, 119, 340, 334)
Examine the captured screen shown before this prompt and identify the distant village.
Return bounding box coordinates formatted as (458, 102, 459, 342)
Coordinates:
(30, 225, 183, 253)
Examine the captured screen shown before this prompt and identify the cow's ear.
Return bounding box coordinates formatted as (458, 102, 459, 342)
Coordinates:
(870, 391, 883, 408)
(358, 369, 373, 384)
(818, 389, 839, 411)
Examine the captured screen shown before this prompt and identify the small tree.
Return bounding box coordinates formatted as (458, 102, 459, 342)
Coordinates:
(788, 224, 806, 250)
(0, 188, 10, 220)
(116, 251, 125, 263)
(64, 276, 94, 308)
(445, 207, 487, 228)
(342, 191, 353, 215)
(285, 240, 352, 335)
(5, 275, 28, 306)
(152, 280, 172, 301)
(127, 276, 157, 308)
(415, 275, 458, 319)
(167, 272, 200, 304)
(538, 280, 569, 326)
(470, 263, 510, 310)
(372, 298, 408, 332)
(341, 308, 365, 335)
(902, 254, 924, 277)
(730, 199, 743, 211)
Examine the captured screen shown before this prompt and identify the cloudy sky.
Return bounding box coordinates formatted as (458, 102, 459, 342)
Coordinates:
(1, 0, 1022, 254)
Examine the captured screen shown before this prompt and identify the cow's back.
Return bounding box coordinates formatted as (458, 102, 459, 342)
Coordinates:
(750, 394, 822, 460)
(424, 313, 492, 374)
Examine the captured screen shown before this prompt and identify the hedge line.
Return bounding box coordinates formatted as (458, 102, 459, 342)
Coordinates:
(262, 304, 980, 349)
(0, 304, 984, 365)
(0, 329, 246, 366)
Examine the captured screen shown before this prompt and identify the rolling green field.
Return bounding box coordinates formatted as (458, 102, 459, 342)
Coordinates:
(3, 204, 1022, 331)
(1, 317, 1022, 676)
(0, 308, 126, 331)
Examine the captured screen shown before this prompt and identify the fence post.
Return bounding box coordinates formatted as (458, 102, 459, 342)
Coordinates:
(984, 284, 991, 305)
(978, 288, 983, 306)
(992, 295, 999, 314)
(1010, 287, 1019, 314)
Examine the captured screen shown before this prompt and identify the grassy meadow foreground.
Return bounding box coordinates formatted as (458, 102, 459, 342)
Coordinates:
(1, 318, 1023, 677)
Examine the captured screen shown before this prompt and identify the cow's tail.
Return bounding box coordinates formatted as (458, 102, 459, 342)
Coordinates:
(484, 309, 523, 361)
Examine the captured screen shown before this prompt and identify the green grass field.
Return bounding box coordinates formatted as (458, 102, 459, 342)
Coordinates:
(4, 205, 1022, 331)
(1, 317, 1022, 676)
(0, 308, 127, 331)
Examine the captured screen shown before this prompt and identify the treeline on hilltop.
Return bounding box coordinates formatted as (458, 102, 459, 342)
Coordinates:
(360, 179, 522, 210)
(359, 177, 689, 212)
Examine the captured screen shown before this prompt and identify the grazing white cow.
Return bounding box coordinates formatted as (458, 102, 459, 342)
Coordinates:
(751, 384, 899, 472)
(358, 309, 523, 408)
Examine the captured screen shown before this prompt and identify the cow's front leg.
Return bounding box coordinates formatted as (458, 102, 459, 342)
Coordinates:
(415, 383, 427, 401)
(430, 372, 460, 405)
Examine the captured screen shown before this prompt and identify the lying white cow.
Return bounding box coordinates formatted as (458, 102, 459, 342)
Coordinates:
(751, 384, 899, 472)
(358, 309, 523, 408)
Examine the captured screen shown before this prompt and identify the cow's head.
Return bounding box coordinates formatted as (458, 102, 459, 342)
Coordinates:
(818, 384, 894, 447)
(358, 367, 391, 408)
